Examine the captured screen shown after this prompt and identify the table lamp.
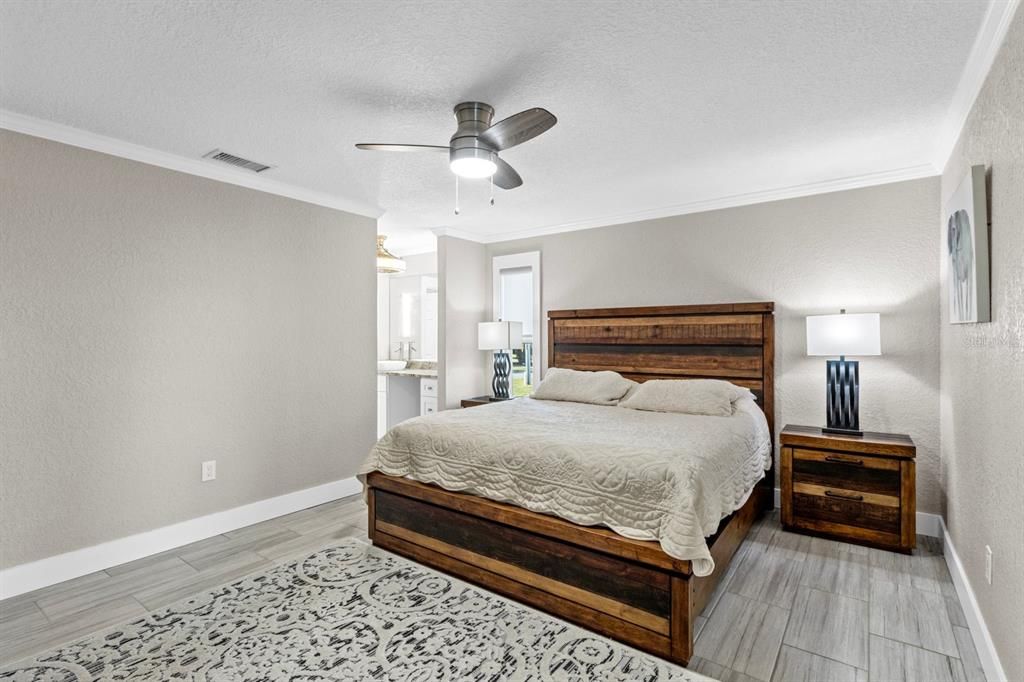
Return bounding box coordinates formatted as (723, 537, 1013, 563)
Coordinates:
(806, 310, 881, 436)
(478, 321, 523, 400)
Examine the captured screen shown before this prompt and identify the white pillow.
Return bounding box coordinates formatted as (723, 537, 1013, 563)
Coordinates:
(618, 379, 750, 417)
(531, 368, 635, 406)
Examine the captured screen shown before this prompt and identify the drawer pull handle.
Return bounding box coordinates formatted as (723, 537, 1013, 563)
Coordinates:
(825, 455, 864, 466)
(824, 490, 864, 502)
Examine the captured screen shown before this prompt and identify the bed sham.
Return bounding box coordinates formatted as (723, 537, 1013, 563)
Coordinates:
(529, 367, 636, 405)
(618, 378, 753, 416)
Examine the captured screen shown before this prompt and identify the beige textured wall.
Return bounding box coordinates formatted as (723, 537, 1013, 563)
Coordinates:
(0, 131, 377, 569)
(939, 9, 1024, 680)
(486, 178, 941, 510)
(437, 236, 487, 409)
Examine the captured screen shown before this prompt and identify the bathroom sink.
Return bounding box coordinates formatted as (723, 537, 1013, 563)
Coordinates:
(377, 360, 407, 371)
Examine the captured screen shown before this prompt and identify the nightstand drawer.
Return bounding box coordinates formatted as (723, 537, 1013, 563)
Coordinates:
(792, 483, 900, 535)
(790, 448, 901, 535)
(791, 448, 900, 497)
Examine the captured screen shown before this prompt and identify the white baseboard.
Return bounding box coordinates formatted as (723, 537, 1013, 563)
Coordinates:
(772, 488, 941, 538)
(0, 477, 362, 600)
(941, 518, 1006, 682)
(2, 479, 999, 682)
(915, 510, 943, 538)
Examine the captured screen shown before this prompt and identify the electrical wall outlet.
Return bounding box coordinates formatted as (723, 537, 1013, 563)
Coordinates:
(985, 545, 992, 584)
(202, 460, 216, 482)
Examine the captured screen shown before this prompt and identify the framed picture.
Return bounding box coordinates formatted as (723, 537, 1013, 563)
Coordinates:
(944, 165, 990, 324)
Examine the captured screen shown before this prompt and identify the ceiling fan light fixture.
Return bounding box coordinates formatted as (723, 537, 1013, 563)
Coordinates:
(450, 156, 497, 178)
(355, 101, 556, 191)
(449, 147, 496, 179)
(376, 235, 406, 274)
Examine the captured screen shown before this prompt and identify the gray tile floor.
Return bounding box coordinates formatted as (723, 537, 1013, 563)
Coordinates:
(690, 512, 986, 682)
(0, 499, 985, 682)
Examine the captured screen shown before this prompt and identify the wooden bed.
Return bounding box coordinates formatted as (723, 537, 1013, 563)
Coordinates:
(365, 302, 775, 666)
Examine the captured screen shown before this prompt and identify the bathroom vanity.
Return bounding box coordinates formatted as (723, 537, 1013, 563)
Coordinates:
(376, 364, 438, 438)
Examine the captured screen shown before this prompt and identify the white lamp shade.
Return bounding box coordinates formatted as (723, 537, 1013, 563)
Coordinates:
(806, 313, 881, 357)
(478, 321, 523, 351)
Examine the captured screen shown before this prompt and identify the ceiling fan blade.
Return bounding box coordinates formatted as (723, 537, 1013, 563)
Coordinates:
(493, 157, 523, 190)
(355, 144, 450, 152)
(478, 108, 556, 151)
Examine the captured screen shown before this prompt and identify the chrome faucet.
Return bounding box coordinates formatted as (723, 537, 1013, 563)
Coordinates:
(395, 341, 416, 362)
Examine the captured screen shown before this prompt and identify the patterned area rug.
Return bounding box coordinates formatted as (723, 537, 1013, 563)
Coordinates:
(0, 538, 716, 681)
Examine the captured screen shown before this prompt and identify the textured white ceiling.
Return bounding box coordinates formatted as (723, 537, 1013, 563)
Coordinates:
(0, 0, 992, 254)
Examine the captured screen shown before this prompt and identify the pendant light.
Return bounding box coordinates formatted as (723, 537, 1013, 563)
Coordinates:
(376, 235, 406, 274)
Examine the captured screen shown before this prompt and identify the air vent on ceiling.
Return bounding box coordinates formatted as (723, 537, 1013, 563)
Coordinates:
(202, 149, 273, 173)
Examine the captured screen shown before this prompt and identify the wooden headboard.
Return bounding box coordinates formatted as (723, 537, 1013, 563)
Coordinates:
(547, 302, 775, 437)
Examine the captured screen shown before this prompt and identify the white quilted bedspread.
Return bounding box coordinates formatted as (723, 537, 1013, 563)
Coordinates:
(361, 397, 772, 576)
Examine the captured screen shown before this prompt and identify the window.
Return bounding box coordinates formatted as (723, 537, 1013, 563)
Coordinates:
(492, 252, 541, 397)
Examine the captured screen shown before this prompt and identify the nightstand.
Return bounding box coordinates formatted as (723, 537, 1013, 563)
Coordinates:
(460, 395, 512, 408)
(780, 424, 916, 553)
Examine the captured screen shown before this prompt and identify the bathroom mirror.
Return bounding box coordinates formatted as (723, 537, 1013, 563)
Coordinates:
(384, 274, 437, 360)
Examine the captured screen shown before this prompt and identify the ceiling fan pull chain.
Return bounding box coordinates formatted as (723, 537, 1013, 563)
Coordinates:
(490, 173, 494, 206)
(454, 175, 460, 215)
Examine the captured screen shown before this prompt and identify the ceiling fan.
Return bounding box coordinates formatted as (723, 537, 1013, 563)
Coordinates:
(356, 101, 557, 191)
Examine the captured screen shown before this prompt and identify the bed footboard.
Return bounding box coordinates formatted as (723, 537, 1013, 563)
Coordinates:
(365, 472, 768, 666)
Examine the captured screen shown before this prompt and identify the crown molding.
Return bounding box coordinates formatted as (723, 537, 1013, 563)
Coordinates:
(7, 0, 1015, 245)
(403, 3, 1019, 248)
(0, 109, 384, 219)
(392, 247, 439, 258)
(431, 226, 486, 242)
(462, 162, 936, 245)
(933, 0, 1021, 173)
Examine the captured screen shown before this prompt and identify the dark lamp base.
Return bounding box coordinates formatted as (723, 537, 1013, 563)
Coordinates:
(491, 351, 512, 400)
(825, 357, 861, 434)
